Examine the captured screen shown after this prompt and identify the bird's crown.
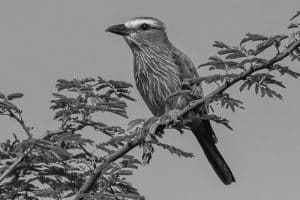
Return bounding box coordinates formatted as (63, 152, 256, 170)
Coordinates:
(124, 17, 165, 30)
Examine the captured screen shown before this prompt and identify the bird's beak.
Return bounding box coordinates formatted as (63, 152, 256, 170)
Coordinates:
(105, 24, 130, 36)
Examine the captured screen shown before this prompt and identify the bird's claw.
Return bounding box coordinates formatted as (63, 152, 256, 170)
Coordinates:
(168, 109, 179, 123)
(190, 84, 203, 99)
(161, 110, 180, 128)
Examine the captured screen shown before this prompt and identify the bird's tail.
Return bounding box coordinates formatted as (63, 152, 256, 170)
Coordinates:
(190, 119, 235, 185)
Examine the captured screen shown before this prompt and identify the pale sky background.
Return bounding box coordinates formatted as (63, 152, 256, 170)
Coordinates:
(1, 1, 300, 200)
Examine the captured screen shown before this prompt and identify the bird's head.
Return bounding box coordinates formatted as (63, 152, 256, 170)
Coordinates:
(106, 17, 169, 51)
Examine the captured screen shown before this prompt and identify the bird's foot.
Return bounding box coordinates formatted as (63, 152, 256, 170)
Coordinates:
(161, 109, 181, 128)
(190, 84, 203, 99)
(168, 109, 180, 123)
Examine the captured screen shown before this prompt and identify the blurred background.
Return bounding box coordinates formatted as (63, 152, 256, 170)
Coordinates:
(0, 0, 299, 199)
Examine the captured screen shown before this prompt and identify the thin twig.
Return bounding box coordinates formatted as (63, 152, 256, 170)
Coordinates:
(7, 110, 32, 138)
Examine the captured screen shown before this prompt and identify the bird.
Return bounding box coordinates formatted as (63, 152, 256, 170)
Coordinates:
(106, 17, 235, 185)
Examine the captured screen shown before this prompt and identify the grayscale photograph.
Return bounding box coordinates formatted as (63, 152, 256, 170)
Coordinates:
(0, 1, 299, 199)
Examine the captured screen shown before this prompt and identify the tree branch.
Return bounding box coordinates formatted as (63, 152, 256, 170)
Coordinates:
(178, 40, 300, 117)
(75, 39, 300, 198)
(75, 137, 142, 199)
(0, 146, 32, 185)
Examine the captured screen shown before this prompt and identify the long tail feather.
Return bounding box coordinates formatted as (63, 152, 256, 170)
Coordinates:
(190, 119, 235, 185)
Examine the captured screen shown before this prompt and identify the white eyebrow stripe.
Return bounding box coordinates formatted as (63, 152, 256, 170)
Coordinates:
(125, 19, 157, 28)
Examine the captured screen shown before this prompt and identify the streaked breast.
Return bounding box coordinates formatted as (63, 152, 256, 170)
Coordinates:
(134, 47, 180, 116)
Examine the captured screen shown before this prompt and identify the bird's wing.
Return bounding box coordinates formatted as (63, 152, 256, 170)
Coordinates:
(169, 47, 218, 144)
(168, 48, 234, 184)
(170, 48, 199, 80)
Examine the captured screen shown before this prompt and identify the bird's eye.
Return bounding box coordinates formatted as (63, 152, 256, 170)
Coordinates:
(139, 23, 151, 30)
